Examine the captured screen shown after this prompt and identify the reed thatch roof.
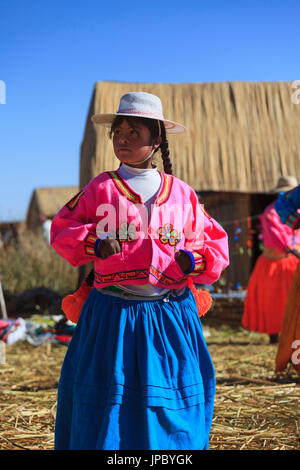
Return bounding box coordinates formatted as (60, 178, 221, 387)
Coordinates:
(80, 80, 300, 192)
(26, 186, 78, 230)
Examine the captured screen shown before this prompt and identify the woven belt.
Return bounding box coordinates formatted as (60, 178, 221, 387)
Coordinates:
(263, 248, 288, 259)
(97, 285, 186, 302)
(263, 244, 300, 259)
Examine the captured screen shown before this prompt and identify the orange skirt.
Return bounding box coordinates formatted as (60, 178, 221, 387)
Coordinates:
(242, 254, 299, 335)
(275, 262, 300, 374)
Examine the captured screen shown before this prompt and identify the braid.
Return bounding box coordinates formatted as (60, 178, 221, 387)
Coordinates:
(160, 123, 173, 175)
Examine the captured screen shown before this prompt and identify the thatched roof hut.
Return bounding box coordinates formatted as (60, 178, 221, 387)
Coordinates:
(26, 186, 78, 231)
(0, 221, 25, 248)
(80, 80, 300, 191)
(80, 81, 300, 288)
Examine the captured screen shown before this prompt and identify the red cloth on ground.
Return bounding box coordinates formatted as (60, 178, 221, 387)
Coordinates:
(242, 254, 299, 335)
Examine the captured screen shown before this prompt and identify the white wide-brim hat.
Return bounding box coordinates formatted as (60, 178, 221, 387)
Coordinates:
(91, 91, 186, 134)
(269, 175, 298, 194)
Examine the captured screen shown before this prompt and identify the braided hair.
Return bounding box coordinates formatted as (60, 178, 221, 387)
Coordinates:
(159, 121, 173, 175)
(110, 116, 173, 175)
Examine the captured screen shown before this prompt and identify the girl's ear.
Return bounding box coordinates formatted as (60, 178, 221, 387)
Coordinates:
(153, 135, 162, 149)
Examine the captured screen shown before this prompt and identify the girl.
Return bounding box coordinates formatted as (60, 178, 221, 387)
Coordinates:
(242, 176, 300, 344)
(51, 91, 229, 450)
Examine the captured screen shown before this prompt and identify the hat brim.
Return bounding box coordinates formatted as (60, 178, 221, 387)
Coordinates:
(91, 113, 186, 134)
(269, 185, 297, 194)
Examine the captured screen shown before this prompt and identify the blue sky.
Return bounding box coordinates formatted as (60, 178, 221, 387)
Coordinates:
(1, 0, 300, 221)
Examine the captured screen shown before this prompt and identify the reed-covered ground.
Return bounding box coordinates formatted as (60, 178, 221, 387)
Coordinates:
(0, 326, 299, 450)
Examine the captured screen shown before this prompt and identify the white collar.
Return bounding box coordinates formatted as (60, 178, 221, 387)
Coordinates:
(120, 163, 158, 175)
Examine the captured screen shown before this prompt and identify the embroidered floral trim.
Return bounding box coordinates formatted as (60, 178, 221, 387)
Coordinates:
(66, 190, 84, 211)
(155, 173, 173, 206)
(158, 223, 181, 247)
(188, 251, 206, 275)
(107, 170, 173, 206)
(117, 222, 137, 242)
(108, 171, 142, 204)
(286, 212, 300, 229)
(201, 207, 211, 219)
(94, 265, 185, 286)
(84, 245, 96, 256)
(84, 231, 97, 256)
(149, 265, 185, 285)
(94, 269, 148, 284)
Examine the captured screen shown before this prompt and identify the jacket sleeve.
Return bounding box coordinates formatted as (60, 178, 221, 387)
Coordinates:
(260, 205, 298, 252)
(50, 184, 99, 267)
(274, 185, 300, 228)
(183, 190, 229, 284)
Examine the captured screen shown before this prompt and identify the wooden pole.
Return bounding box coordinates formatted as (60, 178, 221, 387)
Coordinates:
(0, 279, 8, 319)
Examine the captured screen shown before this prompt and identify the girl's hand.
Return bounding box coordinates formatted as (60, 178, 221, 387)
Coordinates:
(175, 250, 192, 274)
(97, 238, 121, 259)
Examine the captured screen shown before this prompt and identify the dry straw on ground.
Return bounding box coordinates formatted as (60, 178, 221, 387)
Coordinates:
(0, 325, 299, 450)
(207, 327, 300, 450)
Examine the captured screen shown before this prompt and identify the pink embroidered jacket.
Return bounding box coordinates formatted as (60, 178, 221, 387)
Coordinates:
(50, 170, 229, 290)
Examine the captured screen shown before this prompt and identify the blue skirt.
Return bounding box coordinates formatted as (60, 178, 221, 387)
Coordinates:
(54, 287, 215, 450)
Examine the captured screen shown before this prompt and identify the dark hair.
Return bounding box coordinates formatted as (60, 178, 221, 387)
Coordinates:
(110, 116, 173, 175)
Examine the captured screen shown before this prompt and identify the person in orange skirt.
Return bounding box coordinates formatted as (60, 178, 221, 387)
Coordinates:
(242, 176, 299, 344)
(273, 182, 300, 373)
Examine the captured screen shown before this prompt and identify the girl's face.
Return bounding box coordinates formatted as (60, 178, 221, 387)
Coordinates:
(112, 119, 161, 168)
